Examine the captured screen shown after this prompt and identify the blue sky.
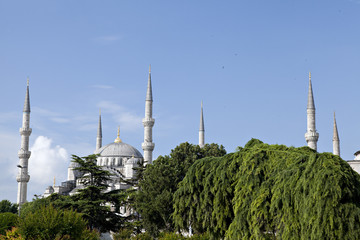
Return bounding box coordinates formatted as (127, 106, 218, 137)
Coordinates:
(1, 0, 360, 202)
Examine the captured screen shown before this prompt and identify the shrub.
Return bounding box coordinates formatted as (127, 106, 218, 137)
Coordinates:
(0, 227, 24, 240)
(0, 213, 18, 235)
(18, 205, 99, 240)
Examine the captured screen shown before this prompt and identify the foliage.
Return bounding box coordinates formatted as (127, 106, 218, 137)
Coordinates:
(0, 227, 24, 240)
(19, 196, 50, 218)
(0, 201, 17, 214)
(113, 228, 133, 240)
(70, 154, 125, 232)
(173, 139, 360, 239)
(158, 232, 186, 240)
(130, 232, 152, 240)
(17, 205, 99, 240)
(0, 213, 18, 235)
(134, 143, 226, 236)
(20, 194, 77, 221)
(173, 155, 236, 238)
(186, 233, 210, 240)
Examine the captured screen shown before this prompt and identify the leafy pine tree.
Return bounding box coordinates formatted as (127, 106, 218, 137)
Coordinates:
(70, 154, 125, 232)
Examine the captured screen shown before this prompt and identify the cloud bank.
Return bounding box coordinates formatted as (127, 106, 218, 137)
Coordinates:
(28, 136, 69, 193)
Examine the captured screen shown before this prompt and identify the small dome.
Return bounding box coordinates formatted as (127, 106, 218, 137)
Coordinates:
(95, 142, 143, 158)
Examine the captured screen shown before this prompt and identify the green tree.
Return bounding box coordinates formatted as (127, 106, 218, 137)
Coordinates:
(0, 201, 17, 214)
(17, 205, 99, 240)
(70, 154, 125, 233)
(19, 196, 50, 218)
(0, 213, 18, 235)
(173, 155, 236, 238)
(134, 142, 226, 237)
(173, 139, 360, 239)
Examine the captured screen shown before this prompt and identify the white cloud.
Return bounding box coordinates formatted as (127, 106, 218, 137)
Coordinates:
(28, 136, 69, 191)
(97, 101, 142, 131)
(0, 132, 21, 186)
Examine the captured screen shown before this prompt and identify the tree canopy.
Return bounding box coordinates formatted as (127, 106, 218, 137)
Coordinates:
(0, 200, 17, 214)
(70, 154, 126, 232)
(133, 142, 226, 236)
(20, 154, 128, 234)
(18, 205, 99, 240)
(173, 139, 360, 239)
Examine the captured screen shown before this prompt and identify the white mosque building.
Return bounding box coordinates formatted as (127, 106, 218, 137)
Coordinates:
(16, 67, 207, 203)
(18, 70, 360, 205)
(43, 67, 157, 198)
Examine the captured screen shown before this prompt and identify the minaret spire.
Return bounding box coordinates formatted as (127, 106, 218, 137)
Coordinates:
(146, 65, 153, 101)
(333, 112, 340, 156)
(305, 72, 319, 150)
(142, 65, 155, 164)
(96, 109, 102, 151)
(199, 101, 205, 148)
(17, 78, 32, 206)
(307, 72, 315, 109)
(23, 77, 30, 112)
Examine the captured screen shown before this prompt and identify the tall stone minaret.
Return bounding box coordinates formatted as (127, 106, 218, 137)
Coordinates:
(305, 72, 319, 150)
(96, 110, 102, 151)
(333, 112, 340, 156)
(199, 101, 205, 148)
(142, 65, 155, 164)
(17, 78, 32, 206)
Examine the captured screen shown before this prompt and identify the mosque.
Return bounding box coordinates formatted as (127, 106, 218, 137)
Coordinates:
(16, 67, 206, 205)
(15, 70, 360, 206)
(43, 67, 158, 197)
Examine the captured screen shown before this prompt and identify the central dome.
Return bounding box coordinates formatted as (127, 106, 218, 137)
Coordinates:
(95, 142, 143, 158)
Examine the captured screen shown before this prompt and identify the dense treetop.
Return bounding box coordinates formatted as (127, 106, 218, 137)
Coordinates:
(0, 200, 17, 214)
(174, 139, 360, 239)
(134, 142, 226, 236)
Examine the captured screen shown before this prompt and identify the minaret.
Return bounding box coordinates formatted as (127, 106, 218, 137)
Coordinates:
(333, 112, 340, 156)
(96, 110, 102, 151)
(142, 65, 155, 164)
(199, 101, 205, 148)
(304, 72, 319, 150)
(17, 78, 32, 206)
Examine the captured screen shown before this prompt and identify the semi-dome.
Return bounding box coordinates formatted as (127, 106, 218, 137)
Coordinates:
(95, 142, 143, 158)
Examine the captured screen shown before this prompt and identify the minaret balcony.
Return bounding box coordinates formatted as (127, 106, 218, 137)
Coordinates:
(142, 142, 155, 151)
(18, 149, 31, 159)
(142, 118, 155, 127)
(16, 174, 30, 182)
(19, 127, 32, 135)
(305, 131, 319, 141)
